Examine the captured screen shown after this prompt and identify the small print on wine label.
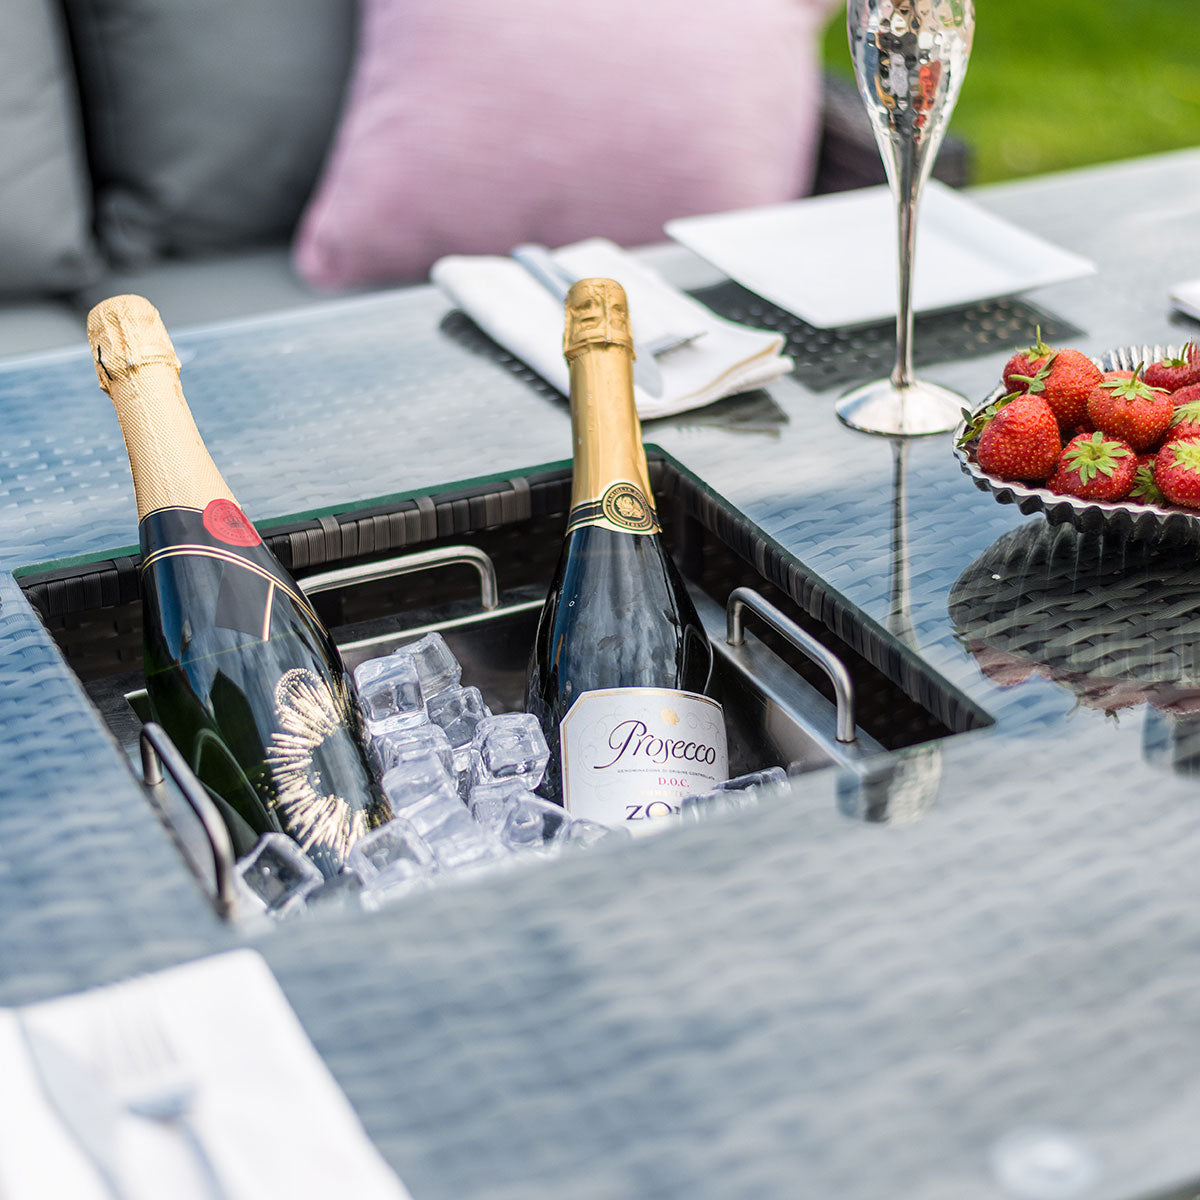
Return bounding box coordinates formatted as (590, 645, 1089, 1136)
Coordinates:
(560, 687, 728, 836)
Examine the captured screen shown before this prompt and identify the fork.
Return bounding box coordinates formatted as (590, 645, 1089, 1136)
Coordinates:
(94, 988, 227, 1200)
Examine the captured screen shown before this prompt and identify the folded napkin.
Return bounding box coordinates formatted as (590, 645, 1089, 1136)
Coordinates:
(431, 237, 792, 420)
(0, 950, 411, 1200)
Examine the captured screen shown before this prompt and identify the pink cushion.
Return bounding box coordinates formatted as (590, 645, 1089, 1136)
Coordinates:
(294, 0, 837, 290)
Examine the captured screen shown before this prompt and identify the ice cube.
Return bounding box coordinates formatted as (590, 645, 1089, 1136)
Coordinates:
(347, 816, 438, 882)
(352, 648, 424, 720)
(401, 632, 462, 698)
(423, 819, 508, 872)
(351, 818, 440, 910)
(716, 767, 788, 793)
(373, 721, 454, 778)
(468, 778, 529, 834)
(353, 651, 404, 691)
(365, 708, 430, 741)
(401, 789, 473, 839)
(471, 712, 549, 789)
(680, 788, 759, 822)
(680, 767, 788, 822)
(379, 752, 467, 835)
(562, 818, 633, 849)
(426, 685, 490, 750)
(379, 749, 454, 805)
(235, 833, 323, 918)
(499, 794, 569, 851)
(306, 870, 364, 913)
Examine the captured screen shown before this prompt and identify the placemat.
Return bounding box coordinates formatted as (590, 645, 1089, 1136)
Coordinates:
(691, 280, 1084, 392)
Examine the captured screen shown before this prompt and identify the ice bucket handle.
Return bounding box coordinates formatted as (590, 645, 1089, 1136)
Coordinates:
(298, 545, 499, 609)
(139, 722, 239, 918)
(726, 587, 856, 743)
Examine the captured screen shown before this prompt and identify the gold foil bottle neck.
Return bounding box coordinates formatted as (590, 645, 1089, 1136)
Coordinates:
(563, 278, 634, 360)
(562, 278, 658, 536)
(87, 293, 237, 521)
(87, 294, 182, 393)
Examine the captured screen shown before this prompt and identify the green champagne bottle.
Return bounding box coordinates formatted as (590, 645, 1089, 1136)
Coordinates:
(89, 294, 390, 877)
(525, 279, 727, 834)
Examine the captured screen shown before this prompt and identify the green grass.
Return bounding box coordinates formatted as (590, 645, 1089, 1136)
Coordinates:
(822, 1, 1200, 183)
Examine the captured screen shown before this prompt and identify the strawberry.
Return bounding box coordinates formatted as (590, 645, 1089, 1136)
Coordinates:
(1129, 452, 1165, 506)
(1047, 431, 1136, 500)
(957, 392, 1017, 447)
(1009, 348, 1102, 431)
(1085, 366, 1173, 451)
(1002, 327, 1054, 391)
(1155, 439, 1200, 508)
(974, 394, 1061, 482)
(1144, 342, 1200, 393)
(1164, 382, 1200, 443)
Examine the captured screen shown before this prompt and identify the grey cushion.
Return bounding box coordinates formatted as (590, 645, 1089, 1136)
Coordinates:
(61, 0, 356, 265)
(0, 299, 88, 359)
(0, 0, 99, 297)
(0, 246, 353, 362)
(75, 245, 339, 331)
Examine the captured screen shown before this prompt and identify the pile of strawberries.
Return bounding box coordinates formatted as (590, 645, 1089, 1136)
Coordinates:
(961, 331, 1200, 508)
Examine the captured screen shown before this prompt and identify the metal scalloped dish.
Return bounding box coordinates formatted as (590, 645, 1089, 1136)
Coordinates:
(953, 343, 1200, 544)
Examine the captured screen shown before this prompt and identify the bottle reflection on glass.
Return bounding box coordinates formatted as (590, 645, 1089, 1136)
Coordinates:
(838, 437, 941, 823)
(1143, 706, 1200, 778)
(89, 295, 389, 877)
(837, 0, 975, 437)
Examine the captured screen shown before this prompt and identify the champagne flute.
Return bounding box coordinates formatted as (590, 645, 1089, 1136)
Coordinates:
(836, 0, 974, 436)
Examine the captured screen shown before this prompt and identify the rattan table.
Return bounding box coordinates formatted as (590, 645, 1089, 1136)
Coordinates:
(2, 150, 1200, 1200)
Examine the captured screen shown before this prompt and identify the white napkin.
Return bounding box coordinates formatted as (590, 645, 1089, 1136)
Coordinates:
(0, 950, 411, 1200)
(431, 237, 792, 420)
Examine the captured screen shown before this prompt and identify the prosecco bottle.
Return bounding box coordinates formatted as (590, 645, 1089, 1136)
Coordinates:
(525, 278, 727, 834)
(88, 295, 389, 877)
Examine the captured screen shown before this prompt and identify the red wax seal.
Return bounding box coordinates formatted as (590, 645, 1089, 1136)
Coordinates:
(203, 498, 261, 546)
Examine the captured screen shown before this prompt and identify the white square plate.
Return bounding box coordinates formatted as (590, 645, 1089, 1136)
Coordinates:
(665, 181, 1096, 329)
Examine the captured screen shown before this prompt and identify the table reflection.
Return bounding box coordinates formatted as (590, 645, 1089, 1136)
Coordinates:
(839, 439, 944, 822)
(949, 520, 1200, 776)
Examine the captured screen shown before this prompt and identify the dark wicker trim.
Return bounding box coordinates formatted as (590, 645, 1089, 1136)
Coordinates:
(17, 450, 984, 736)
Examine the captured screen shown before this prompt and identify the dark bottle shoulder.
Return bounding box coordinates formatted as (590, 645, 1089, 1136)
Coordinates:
(140, 505, 315, 612)
(534, 525, 711, 692)
(140, 505, 289, 574)
(140, 505, 335, 664)
(555, 526, 696, 609)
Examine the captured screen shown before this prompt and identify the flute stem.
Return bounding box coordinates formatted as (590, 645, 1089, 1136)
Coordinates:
(891, 163, 919, 393)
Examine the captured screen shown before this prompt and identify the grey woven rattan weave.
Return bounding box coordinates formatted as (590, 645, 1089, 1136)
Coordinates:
(2, 153, 1200, 1199)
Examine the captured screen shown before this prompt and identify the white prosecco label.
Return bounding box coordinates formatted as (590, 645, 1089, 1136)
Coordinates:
(560, 687, 728, 835)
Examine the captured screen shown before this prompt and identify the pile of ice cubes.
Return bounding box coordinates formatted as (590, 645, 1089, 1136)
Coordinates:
(233, 632, 626, 920)
(232, 632, 797, 922)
